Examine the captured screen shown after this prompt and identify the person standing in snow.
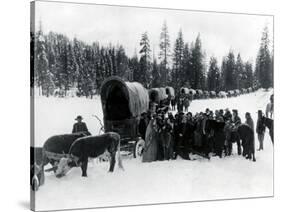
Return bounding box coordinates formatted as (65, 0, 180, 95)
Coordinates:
(231, 109, 242, 155)
(139, 112, 149, 140)
(265, 94, 274, 118)
(183, 112, 195, 160)
(245, 112, 254, 131)
(256, 110, 266, 151)
(72, 115, 90, 134)
(224, 120, 233, 156)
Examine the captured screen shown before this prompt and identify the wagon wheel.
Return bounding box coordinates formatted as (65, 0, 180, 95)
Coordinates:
(133, 138, 145, 159)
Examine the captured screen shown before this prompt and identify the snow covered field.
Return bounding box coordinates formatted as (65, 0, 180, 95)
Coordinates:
(33, 89, 273, 211)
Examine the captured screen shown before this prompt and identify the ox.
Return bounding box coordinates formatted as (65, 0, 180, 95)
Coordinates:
(55, 132, 124, 178)
(30, 147, 45, 191)
(30, 132, 89, 191)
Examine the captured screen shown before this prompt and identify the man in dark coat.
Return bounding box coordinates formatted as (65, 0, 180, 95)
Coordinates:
(256, 110, 266, 150)
(72, 115, 90, 134)
(213, 111, 225, 158)
(183, 112, 194, 160)
(224, 108, 232, 121)
(139, 112, 149, 140)
(224, 120, 233, 156)
(175, 112, 186, 159)
(245, 112, 254, 131)
(231, 109, 242, 155)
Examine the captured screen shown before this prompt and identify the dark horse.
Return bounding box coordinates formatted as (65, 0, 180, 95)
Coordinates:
(261, 116, 274, 144)
(55, 132, 124, 178)
(237, 124, 256, 162)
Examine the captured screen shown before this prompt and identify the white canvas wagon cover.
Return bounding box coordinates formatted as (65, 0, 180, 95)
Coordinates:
(100, 76, 149, 120)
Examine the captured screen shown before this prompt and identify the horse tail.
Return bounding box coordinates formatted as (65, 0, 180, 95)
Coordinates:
(117, 134, 124, 170)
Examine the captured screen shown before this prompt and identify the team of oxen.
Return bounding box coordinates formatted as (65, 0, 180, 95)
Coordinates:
(31, 132, 124, 191)
(30, 84, 261, 191)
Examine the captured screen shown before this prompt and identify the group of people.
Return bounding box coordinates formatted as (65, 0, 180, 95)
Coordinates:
(71, 94, 273, 163)
(140, 104, 268, 162)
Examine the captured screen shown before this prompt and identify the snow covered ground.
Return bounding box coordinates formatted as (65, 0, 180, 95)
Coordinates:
(33, 89, 273, 211)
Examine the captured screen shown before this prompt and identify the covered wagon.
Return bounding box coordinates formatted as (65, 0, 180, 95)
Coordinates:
(180, 87, 189, 95)
(149, 87, 168, 106)
(165, 86, 175, 98)
(195, 89, 204, 99)
(100, 76, 149, 157)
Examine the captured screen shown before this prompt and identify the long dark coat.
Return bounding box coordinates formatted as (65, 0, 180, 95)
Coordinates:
(142, 120, 158, 162)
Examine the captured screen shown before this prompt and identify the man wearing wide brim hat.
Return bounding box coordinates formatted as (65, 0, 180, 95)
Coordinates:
(72, 115, 89, 134)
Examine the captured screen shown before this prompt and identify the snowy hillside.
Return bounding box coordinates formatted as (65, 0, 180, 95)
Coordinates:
(33, 89, 273, 211)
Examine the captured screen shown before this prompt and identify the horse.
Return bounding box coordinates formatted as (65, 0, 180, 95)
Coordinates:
(261, 116, 274, 144)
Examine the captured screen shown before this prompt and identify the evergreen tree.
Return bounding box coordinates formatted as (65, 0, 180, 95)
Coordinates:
(116, 45, 129, 79)
(171, 29, 184, 90)
(129, 52, 140, 82)
(159, 21, 171, 85)
(244, 61, 254, 88)
(151, 58, 161, 87)
(255, 26, 272, 89)
(190, 34, 204, 89)
(222, 51, 236, 90)
(235, 53, 244, 89)
(207, 56, 220, 91)
(139, 32, 151, 88)
(182, 43, 192, 88)
(35, 24, 54, 96)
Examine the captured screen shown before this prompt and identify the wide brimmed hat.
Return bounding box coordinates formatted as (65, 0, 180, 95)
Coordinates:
(75, 115, 83, 120)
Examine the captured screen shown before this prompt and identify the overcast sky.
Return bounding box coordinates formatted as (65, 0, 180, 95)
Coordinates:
(35, 1, 273, 65)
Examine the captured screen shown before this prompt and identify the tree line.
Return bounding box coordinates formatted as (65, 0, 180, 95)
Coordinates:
(31, 21, 273, 97)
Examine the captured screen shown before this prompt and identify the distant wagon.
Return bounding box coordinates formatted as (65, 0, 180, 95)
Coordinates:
(227, 90, 235, 97)
(203, 90, 210, 99)
(100, 76, 149, 158)
(180, 87, 189, 95)
(241, 88, 247, 94)
(165, 86, 175, 99)
(195, 89, 204, 99)
(188, 88, 196, 97)
(210, 91, 217, 98)
(247, 87, 253, 93)
(149, 87, 168, 105)
(217, 91, 227, 98)
(234, 89, 241, 96)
